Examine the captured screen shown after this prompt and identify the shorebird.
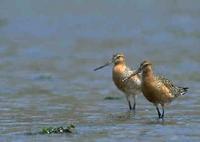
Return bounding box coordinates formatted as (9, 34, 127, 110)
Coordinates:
(123, 60, 188, 118)
(94, 53, 141, 110)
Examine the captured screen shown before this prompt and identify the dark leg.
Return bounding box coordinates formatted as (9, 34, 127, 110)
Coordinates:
(161, 105, 164, 119)
(132, 103, 136, 110)
(156, 106, 161, 118)
(126, 95, 132, 110)
(128, 100, 132, 110)
(132, 95, 136, 110)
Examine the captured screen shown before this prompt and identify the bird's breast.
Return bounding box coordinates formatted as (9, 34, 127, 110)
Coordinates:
(112, 65, 141, 92)
(112, 65, 127, 91)
(112, 71, 125, 91)
(142, 79, 173, 104)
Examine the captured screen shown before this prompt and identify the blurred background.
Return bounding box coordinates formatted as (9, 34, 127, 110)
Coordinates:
(0, 0, 200, 141)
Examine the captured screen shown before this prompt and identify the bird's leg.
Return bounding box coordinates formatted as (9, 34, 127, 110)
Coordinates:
(126, 95, 132, 110)
(161, 105, 165, 119)
(132, 95, 136, 110)
(156, 105, 161, 118)
(128, 101, 132, 110)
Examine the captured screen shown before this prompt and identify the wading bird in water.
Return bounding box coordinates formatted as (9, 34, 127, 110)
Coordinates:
(123, 60, 188, 118)
(94, 53, 141, 110)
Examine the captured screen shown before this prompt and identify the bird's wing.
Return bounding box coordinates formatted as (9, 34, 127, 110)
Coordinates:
(157, 75, 188, 97)
(124, 67, 134, 76)
(156, 75, 174, 89)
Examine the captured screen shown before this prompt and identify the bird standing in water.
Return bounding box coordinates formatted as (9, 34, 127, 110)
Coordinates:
(123, 60, 188, 118)
(94, 53, 141, 110)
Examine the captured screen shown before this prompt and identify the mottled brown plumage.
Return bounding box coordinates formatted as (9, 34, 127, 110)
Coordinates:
(94, 53, 141, 110)
(123, 60, 188, 118)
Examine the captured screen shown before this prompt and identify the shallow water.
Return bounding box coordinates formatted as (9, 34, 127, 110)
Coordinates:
(0, 0, 200, 142)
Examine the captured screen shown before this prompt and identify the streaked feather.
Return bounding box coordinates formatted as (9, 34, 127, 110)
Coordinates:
(156, 76, 188, 97)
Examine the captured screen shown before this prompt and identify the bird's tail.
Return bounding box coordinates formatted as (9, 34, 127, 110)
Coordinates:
(180, 87, 189, 95)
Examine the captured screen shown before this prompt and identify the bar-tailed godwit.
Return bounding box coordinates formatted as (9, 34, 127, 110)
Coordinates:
(123, 60, 188, 118)
(94, 53, 141, 110)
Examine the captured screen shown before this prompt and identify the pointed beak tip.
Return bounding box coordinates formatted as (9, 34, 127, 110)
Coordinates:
(122, 75, 132, 82)
(93, 61, 112, 71)
(123, 72, 138, 82)
(93, 67, 100, 71)
(122, 78, 127, 82)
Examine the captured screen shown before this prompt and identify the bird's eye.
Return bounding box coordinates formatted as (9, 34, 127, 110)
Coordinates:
(114, 56, 119, 60)
(116, 55, 122, 59)
(143, 64, 149, 68)
(141, 63, 148, 68)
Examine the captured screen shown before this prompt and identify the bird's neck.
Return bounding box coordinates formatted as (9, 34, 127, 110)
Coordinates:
(114, 61, 126, 66)
(142, 66, 154, 81)
(113, 62, 126, 71)
(112, 62, 127, 78)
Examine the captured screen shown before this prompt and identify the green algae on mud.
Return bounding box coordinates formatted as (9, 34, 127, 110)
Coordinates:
(40, 124, 75, 134)
(26, 124, 76, 135)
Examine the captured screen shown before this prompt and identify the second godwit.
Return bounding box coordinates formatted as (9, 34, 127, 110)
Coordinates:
(123, 60, 188, 118)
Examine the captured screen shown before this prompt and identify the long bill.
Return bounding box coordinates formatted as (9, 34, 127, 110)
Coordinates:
(122, 67, 141, 82)
(93, 61, 112, 71)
